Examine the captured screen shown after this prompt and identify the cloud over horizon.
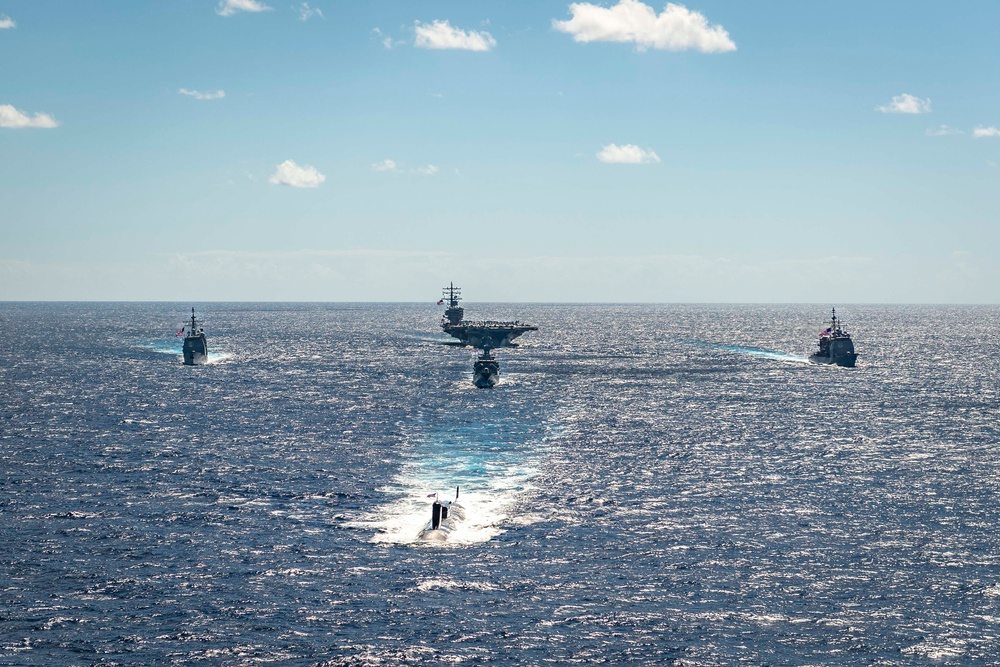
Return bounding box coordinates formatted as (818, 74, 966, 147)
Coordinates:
(217, 0, 271, 17)
(926, 125, 962, 136)
(0, 104, 60, 128)
(553, 0, 735, 53)
(178, 88, 226, 101)
(414, 20, 496, 51)
(597, 143, 660, 164)
(973, 126, 1000, 138)
(269, 160, 326, 188)
(877, 93, 931, 114)
(0, 15, 15, 29)
(372, 159, 398, 172)
(7, 249, 991, 303)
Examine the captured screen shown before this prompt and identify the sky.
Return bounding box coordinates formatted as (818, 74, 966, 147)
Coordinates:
(2, 0, 999, 302)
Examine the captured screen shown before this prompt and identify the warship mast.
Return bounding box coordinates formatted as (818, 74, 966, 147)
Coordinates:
(442, 283, 464, 327)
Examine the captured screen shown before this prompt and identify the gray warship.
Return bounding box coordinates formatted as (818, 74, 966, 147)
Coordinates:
(440, 283, 537, 349)
(809, 307, 857, 367)
(438, 283, 537, 388)
(182, 308, 208, 366)
(472, 349, 500, 388)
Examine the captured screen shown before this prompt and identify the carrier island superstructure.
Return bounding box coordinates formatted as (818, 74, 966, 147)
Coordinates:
(440, 283, 537, 349)
(439, 283, 537, 387)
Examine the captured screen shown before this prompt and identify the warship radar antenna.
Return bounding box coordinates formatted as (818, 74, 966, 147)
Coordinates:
(441, 282, 465, 327)
(442, 282, 462, 308)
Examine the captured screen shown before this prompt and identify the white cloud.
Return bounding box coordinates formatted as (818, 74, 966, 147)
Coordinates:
(298, 2, 323, 21)
(553, 0, 735, 53)
(178, 88, 226, 101)
(414, 20, 496, 51)
(876, 93, 931, 114)
(372, 159, 438, 175)
(373, 27, 401, 50)
(926, 125, 961, 136)
(597, 143, 660, 164)
(0, 15, 15, 29)
(268, 160, 325, 188)
(0, 104, 59, 128)
(973, 126, 1000, 138)
(217, 0, 271, 17)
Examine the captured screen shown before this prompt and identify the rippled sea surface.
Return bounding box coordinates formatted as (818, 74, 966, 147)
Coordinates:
(3, 302, 1000, 666)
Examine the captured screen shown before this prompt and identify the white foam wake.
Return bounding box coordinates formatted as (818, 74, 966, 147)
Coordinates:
(362, 460, 539, 546)
(358, 422, 545, 546)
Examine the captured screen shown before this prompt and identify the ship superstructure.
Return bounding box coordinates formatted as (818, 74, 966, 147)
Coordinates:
(472, 349, 500, 388)
(440, 283, 537, 349)
(182, 308, 208, 366)
(809, 307, 857, 368)
(438, 283, 536, 388)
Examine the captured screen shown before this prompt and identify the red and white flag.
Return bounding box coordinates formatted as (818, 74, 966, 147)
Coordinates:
(175, 327, 185, 336)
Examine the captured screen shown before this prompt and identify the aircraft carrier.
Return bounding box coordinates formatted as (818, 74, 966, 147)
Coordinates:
(439, 283, 537, 349)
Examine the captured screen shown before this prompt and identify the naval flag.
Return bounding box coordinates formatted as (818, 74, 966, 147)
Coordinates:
(175, 327, 185, 336)
(436, 299, 444, 306)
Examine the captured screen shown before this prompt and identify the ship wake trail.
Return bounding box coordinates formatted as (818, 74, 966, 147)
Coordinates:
(688, 341, 810, 364)
(137, 339, 185, 356)
(362, 422, 546, 546)
(134, 340, 232, 363)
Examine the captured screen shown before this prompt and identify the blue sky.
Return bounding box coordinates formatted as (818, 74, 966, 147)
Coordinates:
(2, 1, 999, 302)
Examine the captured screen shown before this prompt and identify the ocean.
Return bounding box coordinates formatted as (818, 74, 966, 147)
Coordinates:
(2, 302, 1000, 665)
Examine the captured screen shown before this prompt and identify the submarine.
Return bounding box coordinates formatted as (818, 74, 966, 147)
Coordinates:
(182, 308, 208, 365)
(417, 487, 465, 542)
(809, 307, 857, 367)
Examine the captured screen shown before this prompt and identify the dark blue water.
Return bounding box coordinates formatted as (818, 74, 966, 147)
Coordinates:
(2, 302, 1000, 665)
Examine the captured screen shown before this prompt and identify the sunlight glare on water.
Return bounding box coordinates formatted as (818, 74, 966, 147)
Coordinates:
(3, 303, 1000, 665)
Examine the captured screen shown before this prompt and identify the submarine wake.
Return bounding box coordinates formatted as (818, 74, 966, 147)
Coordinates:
(362, 423, 544, 546)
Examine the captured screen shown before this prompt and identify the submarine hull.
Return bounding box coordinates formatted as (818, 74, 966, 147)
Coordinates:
(417, 501, 465, 542)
